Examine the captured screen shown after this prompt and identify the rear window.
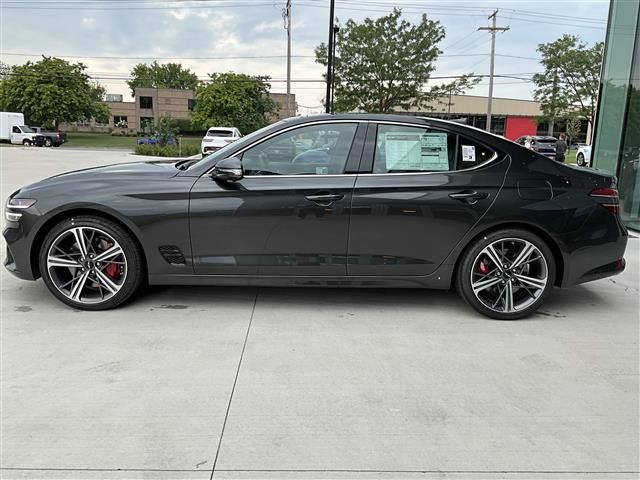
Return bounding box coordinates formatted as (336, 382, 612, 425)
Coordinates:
(207, 130, 233, 137)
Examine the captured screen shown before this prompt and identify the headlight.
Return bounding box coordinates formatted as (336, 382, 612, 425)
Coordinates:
(5, 198, 36, 222)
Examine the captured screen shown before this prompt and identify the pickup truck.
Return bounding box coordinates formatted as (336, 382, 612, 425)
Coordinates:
(30, 127, 67, 147)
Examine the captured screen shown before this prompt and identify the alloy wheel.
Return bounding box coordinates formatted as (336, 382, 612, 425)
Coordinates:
(46, 226, 127, 304)
(470, 238, 548, 314)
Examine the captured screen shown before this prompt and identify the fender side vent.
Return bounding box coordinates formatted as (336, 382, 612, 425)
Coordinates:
(159, 245, 186, 265)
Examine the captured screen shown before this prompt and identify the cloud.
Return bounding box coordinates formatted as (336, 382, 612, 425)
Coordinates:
(0, 1, 610, 109)
(81, 17, 95, 28)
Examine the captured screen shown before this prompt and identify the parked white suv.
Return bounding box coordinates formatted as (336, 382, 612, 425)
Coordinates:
(201, 127, 241, 156)
(576, 145, 592, 167)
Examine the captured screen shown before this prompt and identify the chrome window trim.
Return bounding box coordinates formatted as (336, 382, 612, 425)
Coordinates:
(205, 119, 366, 177)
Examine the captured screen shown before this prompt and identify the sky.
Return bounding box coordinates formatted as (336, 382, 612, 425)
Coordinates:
(0, 0, 612, 114)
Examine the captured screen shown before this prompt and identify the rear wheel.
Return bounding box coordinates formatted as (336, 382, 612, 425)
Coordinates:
(457, 229, 556, 320)
(39, 216, 145, 310)
(577, 152, 585, 166)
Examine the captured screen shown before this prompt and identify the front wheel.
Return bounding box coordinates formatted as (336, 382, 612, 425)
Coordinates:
(39, 216, 145, 310)
(577, 153, 585, 166)
(44, 138, 53, 147)
(456, 229, 556, 320)
(22, 139, 32, 146)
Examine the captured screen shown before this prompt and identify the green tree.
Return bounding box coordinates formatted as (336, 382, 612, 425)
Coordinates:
(127, 62, 199, 96)
(191, 72, 277, 133)
(315, 8, 479, 113)
(533, 35, 603, 130)
(153, 114, 178, 146)
(565, 116, 581, 144)
(0, 57, 108, 128)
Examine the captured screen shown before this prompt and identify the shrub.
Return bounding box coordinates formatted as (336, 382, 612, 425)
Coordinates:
(134, 143, 200, 157)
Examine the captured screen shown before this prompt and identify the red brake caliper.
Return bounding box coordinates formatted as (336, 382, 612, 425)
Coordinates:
(477, 259, 489, 274)
(103, 240, 121, 280)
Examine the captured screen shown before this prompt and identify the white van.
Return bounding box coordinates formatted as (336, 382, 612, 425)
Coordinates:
(0, 112, 37, 145)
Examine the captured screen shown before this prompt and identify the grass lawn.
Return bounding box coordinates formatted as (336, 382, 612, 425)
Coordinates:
(64, 133, 202, 149)
(565, 150, 577, 164)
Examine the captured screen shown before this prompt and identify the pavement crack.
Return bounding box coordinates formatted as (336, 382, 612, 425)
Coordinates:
(209, 288, 259, 480)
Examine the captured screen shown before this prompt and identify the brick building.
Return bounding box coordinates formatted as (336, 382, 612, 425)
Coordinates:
(61, 88, 296, 133)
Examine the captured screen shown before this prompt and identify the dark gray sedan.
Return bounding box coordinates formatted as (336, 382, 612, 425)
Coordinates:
(4, 114, 628, 319)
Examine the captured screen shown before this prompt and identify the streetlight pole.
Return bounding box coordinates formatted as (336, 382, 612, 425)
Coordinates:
(284, 0, 292, 118)
(325, 0, 335, 114)
(330, 25, 339, 113)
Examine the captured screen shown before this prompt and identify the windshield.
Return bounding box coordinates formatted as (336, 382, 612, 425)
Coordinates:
(20, 126, 34, 133)
(207, 130, 234, 137)
(179, 122, 285, 170)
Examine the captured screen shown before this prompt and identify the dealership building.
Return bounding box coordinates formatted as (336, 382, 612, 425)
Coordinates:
(592, 0, 640, 229)
(397, 94, 590, 142)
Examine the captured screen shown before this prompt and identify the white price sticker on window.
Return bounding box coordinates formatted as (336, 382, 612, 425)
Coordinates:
(462, 145, 476, 162)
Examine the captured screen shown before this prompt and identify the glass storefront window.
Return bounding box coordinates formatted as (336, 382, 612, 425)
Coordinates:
(618, 23, 640, 229)
(593, 0, 640, 229)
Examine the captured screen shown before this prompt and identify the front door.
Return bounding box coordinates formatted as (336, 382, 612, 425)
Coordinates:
(190, 121, 365, 276)
(348, 122, 509, 276)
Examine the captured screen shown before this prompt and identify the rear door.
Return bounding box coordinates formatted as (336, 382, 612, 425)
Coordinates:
(348, 121, 509, 276)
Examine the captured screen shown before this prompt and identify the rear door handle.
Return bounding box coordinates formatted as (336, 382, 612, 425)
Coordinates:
(449, 190, 489, 204)
(305, 192, 345, 205)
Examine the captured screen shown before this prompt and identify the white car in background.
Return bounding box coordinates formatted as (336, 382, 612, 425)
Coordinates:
(576, 145, 592, 166)
(201, 127, 241, 156)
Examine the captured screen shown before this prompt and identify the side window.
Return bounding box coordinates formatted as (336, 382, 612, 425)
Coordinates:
(241, 123, 358, 176)
(457, 136, 495, 169)
(373, 124, 457, 173)
(12, 126, 20, 134)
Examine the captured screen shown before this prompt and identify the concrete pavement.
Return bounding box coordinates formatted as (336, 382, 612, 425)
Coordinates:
(1, 147, 638, 479)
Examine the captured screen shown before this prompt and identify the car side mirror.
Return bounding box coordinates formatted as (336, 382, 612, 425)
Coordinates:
(211, 157, 244, 182)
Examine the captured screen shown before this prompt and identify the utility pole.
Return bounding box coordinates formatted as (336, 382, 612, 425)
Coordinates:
(283, 0, 292, 117)
(478, 11, 509, 133)
(325, 0, 335, 114)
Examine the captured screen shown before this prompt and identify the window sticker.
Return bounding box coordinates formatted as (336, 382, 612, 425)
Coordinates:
(384, 132, 449, 171)
(462, 145, 476, 162)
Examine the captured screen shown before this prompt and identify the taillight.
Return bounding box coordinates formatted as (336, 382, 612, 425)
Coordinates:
(590, 187, 620, 215)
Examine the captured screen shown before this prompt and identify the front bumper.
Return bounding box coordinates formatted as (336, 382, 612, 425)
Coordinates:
(3, 225, 37, 280)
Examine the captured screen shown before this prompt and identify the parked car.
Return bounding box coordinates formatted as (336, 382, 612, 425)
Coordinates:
(4, 114, 628, 320)
(201, 127, 241, 156)
(30, 127, 67, 147)
(137, 136, 176, 145)
(0, 112, 37, 145)
(576, 145, 592, 167)
(515, 135, 557, 159)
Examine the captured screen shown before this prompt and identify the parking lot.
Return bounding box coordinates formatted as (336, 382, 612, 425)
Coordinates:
(1, 146, 638, 479)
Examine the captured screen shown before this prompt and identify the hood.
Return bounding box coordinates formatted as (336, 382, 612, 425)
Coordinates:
(18, 160, 179, 193)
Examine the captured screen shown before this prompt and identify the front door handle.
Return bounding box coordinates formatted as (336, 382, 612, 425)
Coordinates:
(449, 190, 489, 205)
(305, 192, 345, 205)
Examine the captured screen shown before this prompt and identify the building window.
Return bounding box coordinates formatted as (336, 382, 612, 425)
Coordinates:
(490, 116, 506, 136)
(113, 116, 128, 128)
(140, 96, 153, 109)
(188, 98, 196, 111)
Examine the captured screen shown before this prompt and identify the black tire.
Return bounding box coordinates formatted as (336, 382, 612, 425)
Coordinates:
(22, 139, 31, 146)
(39, 215, 145, 310)
(456, 228, 556, 320)
(44, 137, 53, 147)
(577, 153, 585, 166)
